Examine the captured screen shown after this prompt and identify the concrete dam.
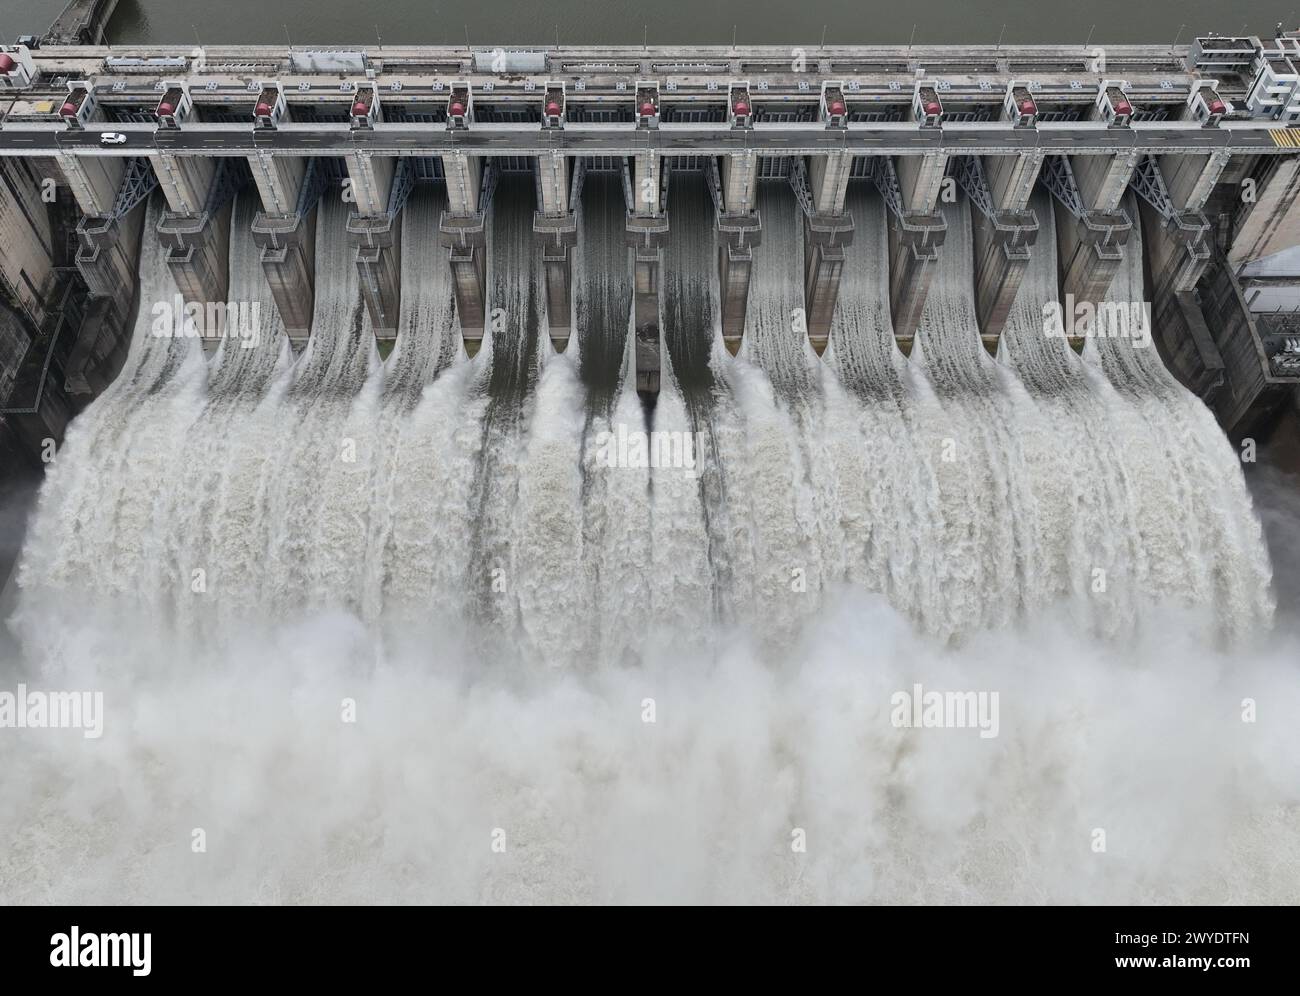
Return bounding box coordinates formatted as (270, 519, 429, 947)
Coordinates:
(0, 35, 1293, 646)
(5, 26, 1300, 907)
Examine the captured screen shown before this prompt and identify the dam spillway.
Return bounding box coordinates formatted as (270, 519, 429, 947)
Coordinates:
(0, 37, 1294, 650)
(10, 170, 1276, 656)
(2, 36, 1300, 907)
(5, 36, 1300, 451)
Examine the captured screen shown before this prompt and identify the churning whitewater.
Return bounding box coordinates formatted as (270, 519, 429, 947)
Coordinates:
(3, 174, 1296, 904)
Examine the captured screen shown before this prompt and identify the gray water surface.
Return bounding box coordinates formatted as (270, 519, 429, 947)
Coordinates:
(5, 0, 1296, 47)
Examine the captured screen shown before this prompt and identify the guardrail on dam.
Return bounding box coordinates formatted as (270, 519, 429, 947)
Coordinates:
(3, 35, 1300, 472)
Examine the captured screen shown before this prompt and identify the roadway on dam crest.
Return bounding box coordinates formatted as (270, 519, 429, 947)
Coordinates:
(0, 121, 1286, 157)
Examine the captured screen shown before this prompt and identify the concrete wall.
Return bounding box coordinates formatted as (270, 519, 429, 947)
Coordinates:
(1230, 156, 1300, 270)
(0, 158, 57, 328)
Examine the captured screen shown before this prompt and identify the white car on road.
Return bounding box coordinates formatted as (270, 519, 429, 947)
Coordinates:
(99, 132, 127, 145)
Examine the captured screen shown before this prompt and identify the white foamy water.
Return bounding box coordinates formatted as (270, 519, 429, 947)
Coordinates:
(2, 179, 1295, 904)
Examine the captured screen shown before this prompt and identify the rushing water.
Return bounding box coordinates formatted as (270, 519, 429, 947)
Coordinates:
(2, 176, 1296, 904)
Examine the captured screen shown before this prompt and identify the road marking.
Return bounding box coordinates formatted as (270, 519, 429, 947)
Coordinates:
(1271, 128, 1299, 148)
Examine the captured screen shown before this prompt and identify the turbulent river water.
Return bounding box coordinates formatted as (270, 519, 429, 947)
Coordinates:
(1, 174, 1297, 903)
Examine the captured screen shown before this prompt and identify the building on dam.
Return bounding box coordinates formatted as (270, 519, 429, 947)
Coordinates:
(4, 29, 1300, 473)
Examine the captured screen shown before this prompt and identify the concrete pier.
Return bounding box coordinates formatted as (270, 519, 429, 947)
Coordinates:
(349, 213, 402, 336)
(802, 152, 855, 352)
(344, 152, 402, 335)
(58, 153, 125, 219)
(873, 155, 947, 343)
(249, 152, 330, 343)
(534, 151, 576, 347)
(1160, 152, 1230, 216)
(157, 205, 232, 313)
(68, 156, 154, 302)
(888, 215, 946, 347)
(153, 155, 241, 320)
(1071, 154, 1140, 215)
(632, 237, 662, 396)
(248, 127, 317, 339)
(251, 209, 316, 343)
(803, 238, 844, 354)
(896, 154, 949, 213)
(344, 152, 393, 218)
(720, 152, 756, 212)
(717, 151, 760, 346)
(627, 151, 666, 394)
(1041, 154, 1135, 308)
(1140, 199, 1220, 392)
(970, 153, 1044, 339)
(1132, 153, 1220, 396)
(248, 153, 305, 216)
(440, 152, 487, 347)
(984, 154, 1044, 213)
(74, 209, 145, 300)
(153, 154, 215, 217)
(0, 158, 57, 326)
(972, 210, 1036, 344)
(1054, 204, 1130, 304)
